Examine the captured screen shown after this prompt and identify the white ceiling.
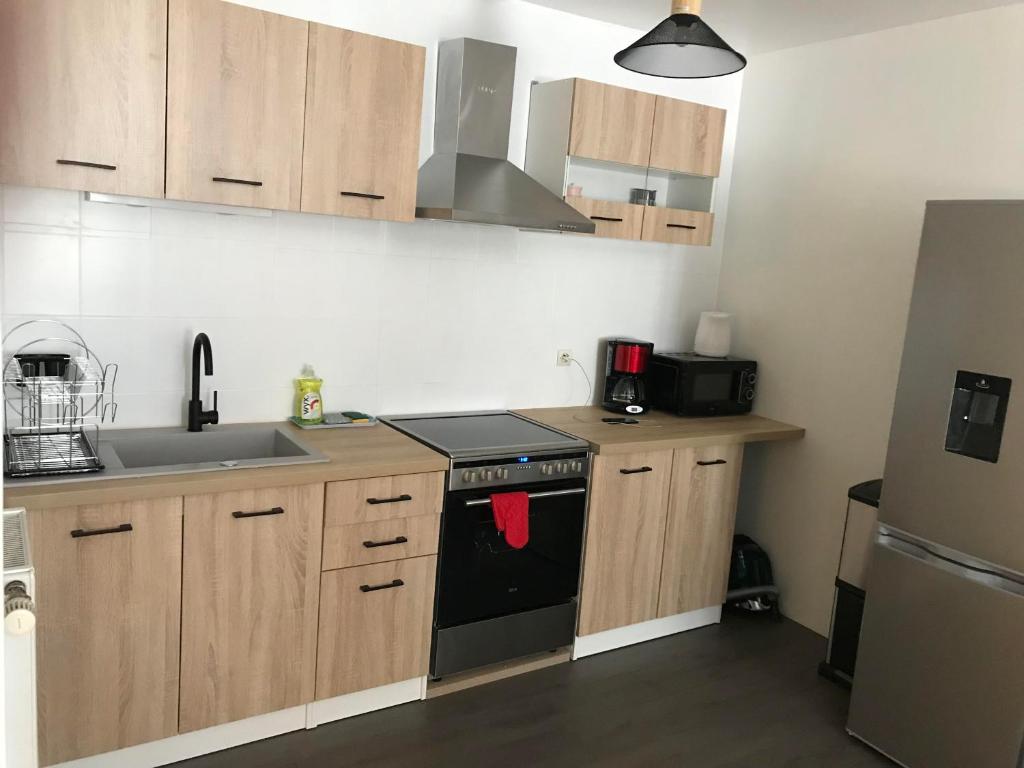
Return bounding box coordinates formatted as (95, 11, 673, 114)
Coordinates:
(523, 0, 1024, 54)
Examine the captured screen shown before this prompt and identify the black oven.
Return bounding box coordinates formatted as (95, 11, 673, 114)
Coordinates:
(431, 468, 587, 678)
(649, 352, 757, 417)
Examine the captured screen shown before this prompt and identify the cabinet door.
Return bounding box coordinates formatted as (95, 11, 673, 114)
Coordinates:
(28, 498, 183, 766)
(302, 25, 425, 221)
(316, 556, 436, 699)
(166, 0, 308, 210)
(658, 445, 744, 618)
(569, 79, 656, 168)
(649, 96, 726, 177)
(578, 450, 673, 636)
(0, 0, 166, 196)
(179, 484, 324, 732)
(566, 197, 646, 241)
(641, 207, 714, 246)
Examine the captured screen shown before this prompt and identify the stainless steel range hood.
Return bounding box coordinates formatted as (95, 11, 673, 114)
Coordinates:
(416, 38, 595, 234)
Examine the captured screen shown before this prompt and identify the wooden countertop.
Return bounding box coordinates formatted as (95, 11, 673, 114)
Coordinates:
(4, 421, 448, 511)
(515, 406, 804, 455)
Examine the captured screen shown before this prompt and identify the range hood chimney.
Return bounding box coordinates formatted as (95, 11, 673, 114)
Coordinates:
(416, 38, 595, 234)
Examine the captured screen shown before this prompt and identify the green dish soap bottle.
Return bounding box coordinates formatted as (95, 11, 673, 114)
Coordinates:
(295, 365, 324, 425)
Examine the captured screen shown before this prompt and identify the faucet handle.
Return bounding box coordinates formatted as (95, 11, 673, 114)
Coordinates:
(213, 390, 218, 412)
(206, 391, 220, 426)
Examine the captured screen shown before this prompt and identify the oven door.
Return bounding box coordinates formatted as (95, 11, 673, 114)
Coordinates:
(436, 479, 587, 629)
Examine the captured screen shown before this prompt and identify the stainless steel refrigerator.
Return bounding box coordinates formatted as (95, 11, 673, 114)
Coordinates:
(848, 200, 1024, 768)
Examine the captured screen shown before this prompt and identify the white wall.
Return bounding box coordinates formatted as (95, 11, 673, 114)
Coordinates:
(718, 4, 1024, 634)
(0, 0, 743, 428)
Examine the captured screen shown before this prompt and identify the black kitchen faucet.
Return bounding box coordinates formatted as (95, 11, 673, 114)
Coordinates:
(188, 332, 219, 432)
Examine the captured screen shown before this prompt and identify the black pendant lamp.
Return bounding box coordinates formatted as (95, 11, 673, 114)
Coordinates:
(615, 0, 747, 79)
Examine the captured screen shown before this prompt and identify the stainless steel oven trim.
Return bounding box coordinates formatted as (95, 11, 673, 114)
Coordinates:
(462, 487, 587, 507)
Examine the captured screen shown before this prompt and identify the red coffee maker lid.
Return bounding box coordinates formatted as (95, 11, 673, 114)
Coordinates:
(612, 340, 652, 374)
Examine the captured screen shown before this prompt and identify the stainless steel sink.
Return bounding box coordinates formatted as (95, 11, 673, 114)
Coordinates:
(6, 425, 328, 485)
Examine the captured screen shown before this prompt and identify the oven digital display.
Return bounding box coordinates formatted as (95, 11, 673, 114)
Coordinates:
(517, 456, 530, 463)
(693, 372, 734, 402)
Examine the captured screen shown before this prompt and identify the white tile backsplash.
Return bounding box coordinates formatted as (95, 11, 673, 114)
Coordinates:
(1, 184, 719, 428)
(2, 230, 80, 315)
(2, 186, 79, 229)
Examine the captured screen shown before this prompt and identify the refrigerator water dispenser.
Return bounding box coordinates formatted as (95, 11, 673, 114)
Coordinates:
(945, 370, 1011, 463)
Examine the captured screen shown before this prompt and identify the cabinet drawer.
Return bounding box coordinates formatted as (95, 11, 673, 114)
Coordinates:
(316, 556, 436, 698)
(322, 514, 440, 570)
(641, 208, 714, 246)
(566, 197, 645, 241)
(325, 472, 444, 526)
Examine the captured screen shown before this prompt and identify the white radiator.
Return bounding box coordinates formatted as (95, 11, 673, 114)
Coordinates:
(4, 508, 38, 768)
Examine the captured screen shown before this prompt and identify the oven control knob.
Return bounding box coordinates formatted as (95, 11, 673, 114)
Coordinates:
(481, 469, 494, 481)
(557, 462, 568, 473)
(571, 460, 583, 472)
(462, 470, 479, 483)
(496, 467, 509, 480)
(745, 389, 755, 400)
(540, 464, 553, 476)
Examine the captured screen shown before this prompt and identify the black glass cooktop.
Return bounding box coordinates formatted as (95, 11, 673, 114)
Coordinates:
(382, 411, 588, 460)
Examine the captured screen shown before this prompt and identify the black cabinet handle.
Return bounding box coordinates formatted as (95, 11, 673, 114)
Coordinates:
(360, 579, 405, 593)
(71, 523, 132, 538)
(57, 159, 116, 171)
(667, 223, 697, 230)
(366, 494, 412, 505)
(341, 191, 385, 200)
(212, 176, 263, 187)
(590, 216, 624, 223)
(232, 507, 285, 519)
(697, 459, 728, 467)
(620, 466, 654, 475)
(363, 536, 409, 549)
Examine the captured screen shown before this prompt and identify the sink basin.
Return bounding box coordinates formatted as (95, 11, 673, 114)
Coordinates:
(97, 425, 328, 477)
(106, 426, 318, 470)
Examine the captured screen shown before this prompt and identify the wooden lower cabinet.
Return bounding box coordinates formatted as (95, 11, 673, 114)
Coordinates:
(28, 498, 183, 766)
(577, 450, 673, 636)
(179, 484, 324, 732)
(316, 556, 436, 699)
(658, 445, 744, 617)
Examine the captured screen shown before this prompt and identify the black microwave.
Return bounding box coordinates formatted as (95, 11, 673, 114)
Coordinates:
(649, 353, 757, 417)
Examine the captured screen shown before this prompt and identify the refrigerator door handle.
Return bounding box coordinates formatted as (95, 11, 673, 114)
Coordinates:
(878, 530, 1024, 598)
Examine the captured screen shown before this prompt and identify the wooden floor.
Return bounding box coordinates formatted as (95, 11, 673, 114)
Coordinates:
(174, 612, 890, 768)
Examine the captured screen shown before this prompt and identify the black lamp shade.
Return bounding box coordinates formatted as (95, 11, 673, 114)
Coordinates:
(615, 13, 747, 79)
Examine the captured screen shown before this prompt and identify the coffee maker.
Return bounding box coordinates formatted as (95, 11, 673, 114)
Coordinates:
(601, 338, 654, 414)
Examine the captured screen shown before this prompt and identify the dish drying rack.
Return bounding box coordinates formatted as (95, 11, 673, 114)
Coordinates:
(3, 320, 118, 478)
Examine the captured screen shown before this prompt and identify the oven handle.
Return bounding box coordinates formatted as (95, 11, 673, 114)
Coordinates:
(463, 487, 587, 507)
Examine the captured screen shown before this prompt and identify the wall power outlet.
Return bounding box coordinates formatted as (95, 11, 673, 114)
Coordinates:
(556, 350, 573, 367)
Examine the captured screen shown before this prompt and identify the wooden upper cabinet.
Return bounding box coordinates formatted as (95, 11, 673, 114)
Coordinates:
(302, 26, 425, 222)
(566, 197, 646, 241)
(569, 79, 656, 167)
(28, 498, 183, 766)
(649, 96, 727, 177)
(641, 207, 714, 247)
(0, 0, 167, 196)
(658, 445, 744, 618)
(577, 450, 674, 636)
(179, 484, 324, 732)
(166, 0, 308, 210)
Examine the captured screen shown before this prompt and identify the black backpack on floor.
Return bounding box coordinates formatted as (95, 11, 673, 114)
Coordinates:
(727, 535, 780, 617)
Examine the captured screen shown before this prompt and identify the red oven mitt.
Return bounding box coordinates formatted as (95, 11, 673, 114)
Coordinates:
(490, 492, 530, 549)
